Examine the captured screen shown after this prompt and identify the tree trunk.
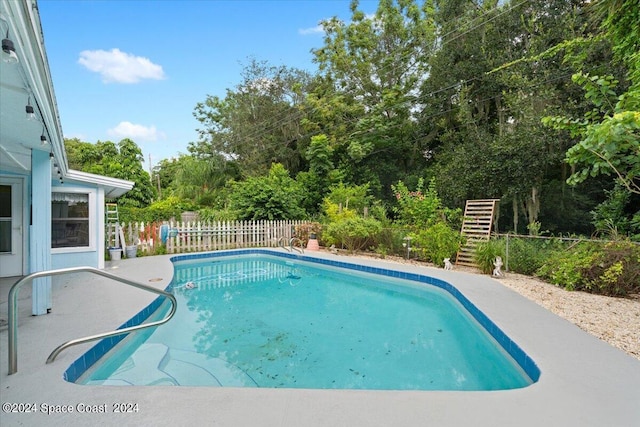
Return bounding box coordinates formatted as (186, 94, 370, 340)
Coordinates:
(521, 186, 541, 234)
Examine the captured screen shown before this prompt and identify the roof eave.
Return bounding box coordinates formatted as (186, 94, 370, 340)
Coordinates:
(64, 169, 135, 198)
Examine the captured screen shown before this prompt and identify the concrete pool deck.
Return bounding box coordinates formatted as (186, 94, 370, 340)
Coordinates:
(1, 250, 639, 427)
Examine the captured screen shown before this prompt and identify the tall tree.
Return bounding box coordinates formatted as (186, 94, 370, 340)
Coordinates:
(192, 58, 313, 176)
(63, 138, 155, 207)
(425, 0, 605, 233)
(310, 0, 437, 199)
(560, 0, 640, 195)
(173, 154, 240, 205)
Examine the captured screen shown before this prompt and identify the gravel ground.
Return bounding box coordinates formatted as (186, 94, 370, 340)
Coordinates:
(341, 252, 640, 361)
(495, 271, 640, 361)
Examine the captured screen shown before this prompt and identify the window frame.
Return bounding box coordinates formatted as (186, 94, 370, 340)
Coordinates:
(51, 187, 96, 253)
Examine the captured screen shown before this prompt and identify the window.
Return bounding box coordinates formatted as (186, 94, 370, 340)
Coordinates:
(0, 185, 11, 253)
(52, 192, 90, 249)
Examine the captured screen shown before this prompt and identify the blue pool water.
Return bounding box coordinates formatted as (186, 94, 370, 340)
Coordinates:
(75, 252, 536, 390)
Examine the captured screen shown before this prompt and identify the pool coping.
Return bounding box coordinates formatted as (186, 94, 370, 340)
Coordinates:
(1, 249, 639, 426)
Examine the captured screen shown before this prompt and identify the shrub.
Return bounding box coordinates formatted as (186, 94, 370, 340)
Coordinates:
(375, 227, 407, 258)
(536, 242, 598, 291)
(475, 239, 505, 274)
(582, 241, 640, 296)
(413, 222, 464, 267)
(228, 163, 306, 220)
(324, 217, 383, 253)
(506, 237, 562, 276)
(119, 196, 197, 223)
(198, 207, 238, 222)
(391, 178, 462, 229)
(323, 183, 376, 220)
(537, 240, 639, 296)
(295, 222, 323, 245)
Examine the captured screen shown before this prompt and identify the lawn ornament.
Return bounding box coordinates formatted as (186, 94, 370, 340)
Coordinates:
(492, 256, 504, 277)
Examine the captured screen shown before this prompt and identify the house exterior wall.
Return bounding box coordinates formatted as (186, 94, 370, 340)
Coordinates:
(51, 183, 106, 270)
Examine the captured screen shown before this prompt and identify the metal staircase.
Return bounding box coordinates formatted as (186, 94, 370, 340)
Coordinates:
(456, 199, 500, 267)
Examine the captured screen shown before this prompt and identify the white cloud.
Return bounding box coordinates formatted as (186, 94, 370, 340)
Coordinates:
(299, 24, 324, 35)
(107, 121, 165, 142)
(78, 48, 165, 84)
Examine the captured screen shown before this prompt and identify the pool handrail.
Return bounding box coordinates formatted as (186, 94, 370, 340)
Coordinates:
(7, 266, 177, 375)
(277, 236, 291, 252)
(289, 237, 304, 254)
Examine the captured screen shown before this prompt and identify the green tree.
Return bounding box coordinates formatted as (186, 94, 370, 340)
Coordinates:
(554, 0, 639, 191)
(151, 157, 183, 198)
(109, 139, 156, 207)
(392, 178, 459, 229)
(64, 137, 155, 207)
(173, 154, 240, 205)
(323, 182, 377, 220)
(540, 0, 639, 236)
(192, 58, 313, 176)
(310, 0, 437, 199)
(228, 163, 306, 220)
(296, 134, 340, 215)
(425, 0, 607, 234)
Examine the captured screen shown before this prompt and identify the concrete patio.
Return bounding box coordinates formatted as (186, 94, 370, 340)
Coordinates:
(1, 250, 639, 427)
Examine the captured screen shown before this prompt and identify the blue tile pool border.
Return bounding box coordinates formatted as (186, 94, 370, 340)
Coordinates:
(63, 295, 166, 383)
(65, 249, 540, 384)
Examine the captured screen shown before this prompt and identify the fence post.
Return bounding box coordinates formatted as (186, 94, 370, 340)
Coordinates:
(505, 232, 510, 272)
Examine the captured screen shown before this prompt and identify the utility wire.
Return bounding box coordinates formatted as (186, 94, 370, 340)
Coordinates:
(196, 0, 548, 154)
(229, 0, 532, 145)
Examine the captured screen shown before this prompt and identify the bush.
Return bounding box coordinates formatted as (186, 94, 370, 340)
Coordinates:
(473, 236, 564, 276)
(536, 242, 598, 291)
(324, 217, 383, 253)
(391, 178, 462, 229)
(228, 163, 306, 220)
(413, 222, 464, 267)
(506, 237, 562, 276)
(583, 241, 640, 296)
(374, 227, 408, 258)
(118, 196, 198, 223)
(537, 240, 640, 296)
(475, 239, 505, 274)
(197, 207, 238, 222)
(295, 222, 323, 245)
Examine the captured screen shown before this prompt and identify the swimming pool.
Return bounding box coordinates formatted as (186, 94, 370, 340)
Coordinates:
(69, 250, 539, 390)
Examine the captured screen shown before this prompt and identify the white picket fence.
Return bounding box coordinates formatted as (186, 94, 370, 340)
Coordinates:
(119, 220, 307, 254)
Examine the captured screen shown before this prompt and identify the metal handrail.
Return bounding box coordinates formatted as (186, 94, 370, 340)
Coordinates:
(8, 266, 177, 375)
(277, 236, 291, 252)
(289, 237, 304, 254)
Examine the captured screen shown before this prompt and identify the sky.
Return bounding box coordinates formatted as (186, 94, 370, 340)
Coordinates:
(38, 0, 378, 171)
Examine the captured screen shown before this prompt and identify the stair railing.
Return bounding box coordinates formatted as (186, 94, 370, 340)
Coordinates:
(8, 266, 177, 375)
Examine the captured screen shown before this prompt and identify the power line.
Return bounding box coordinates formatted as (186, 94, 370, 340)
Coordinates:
(196, 0, 556, 157)
(223, 0, 533, 147)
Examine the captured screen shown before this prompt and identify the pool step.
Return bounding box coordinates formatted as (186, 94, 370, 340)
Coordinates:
(165, 348, 257, 387)
(87, 343, 257, 386)
(89, 343, 178, 386)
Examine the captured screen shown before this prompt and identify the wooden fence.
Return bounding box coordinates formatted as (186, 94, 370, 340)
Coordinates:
(118, 220, 307, 254)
